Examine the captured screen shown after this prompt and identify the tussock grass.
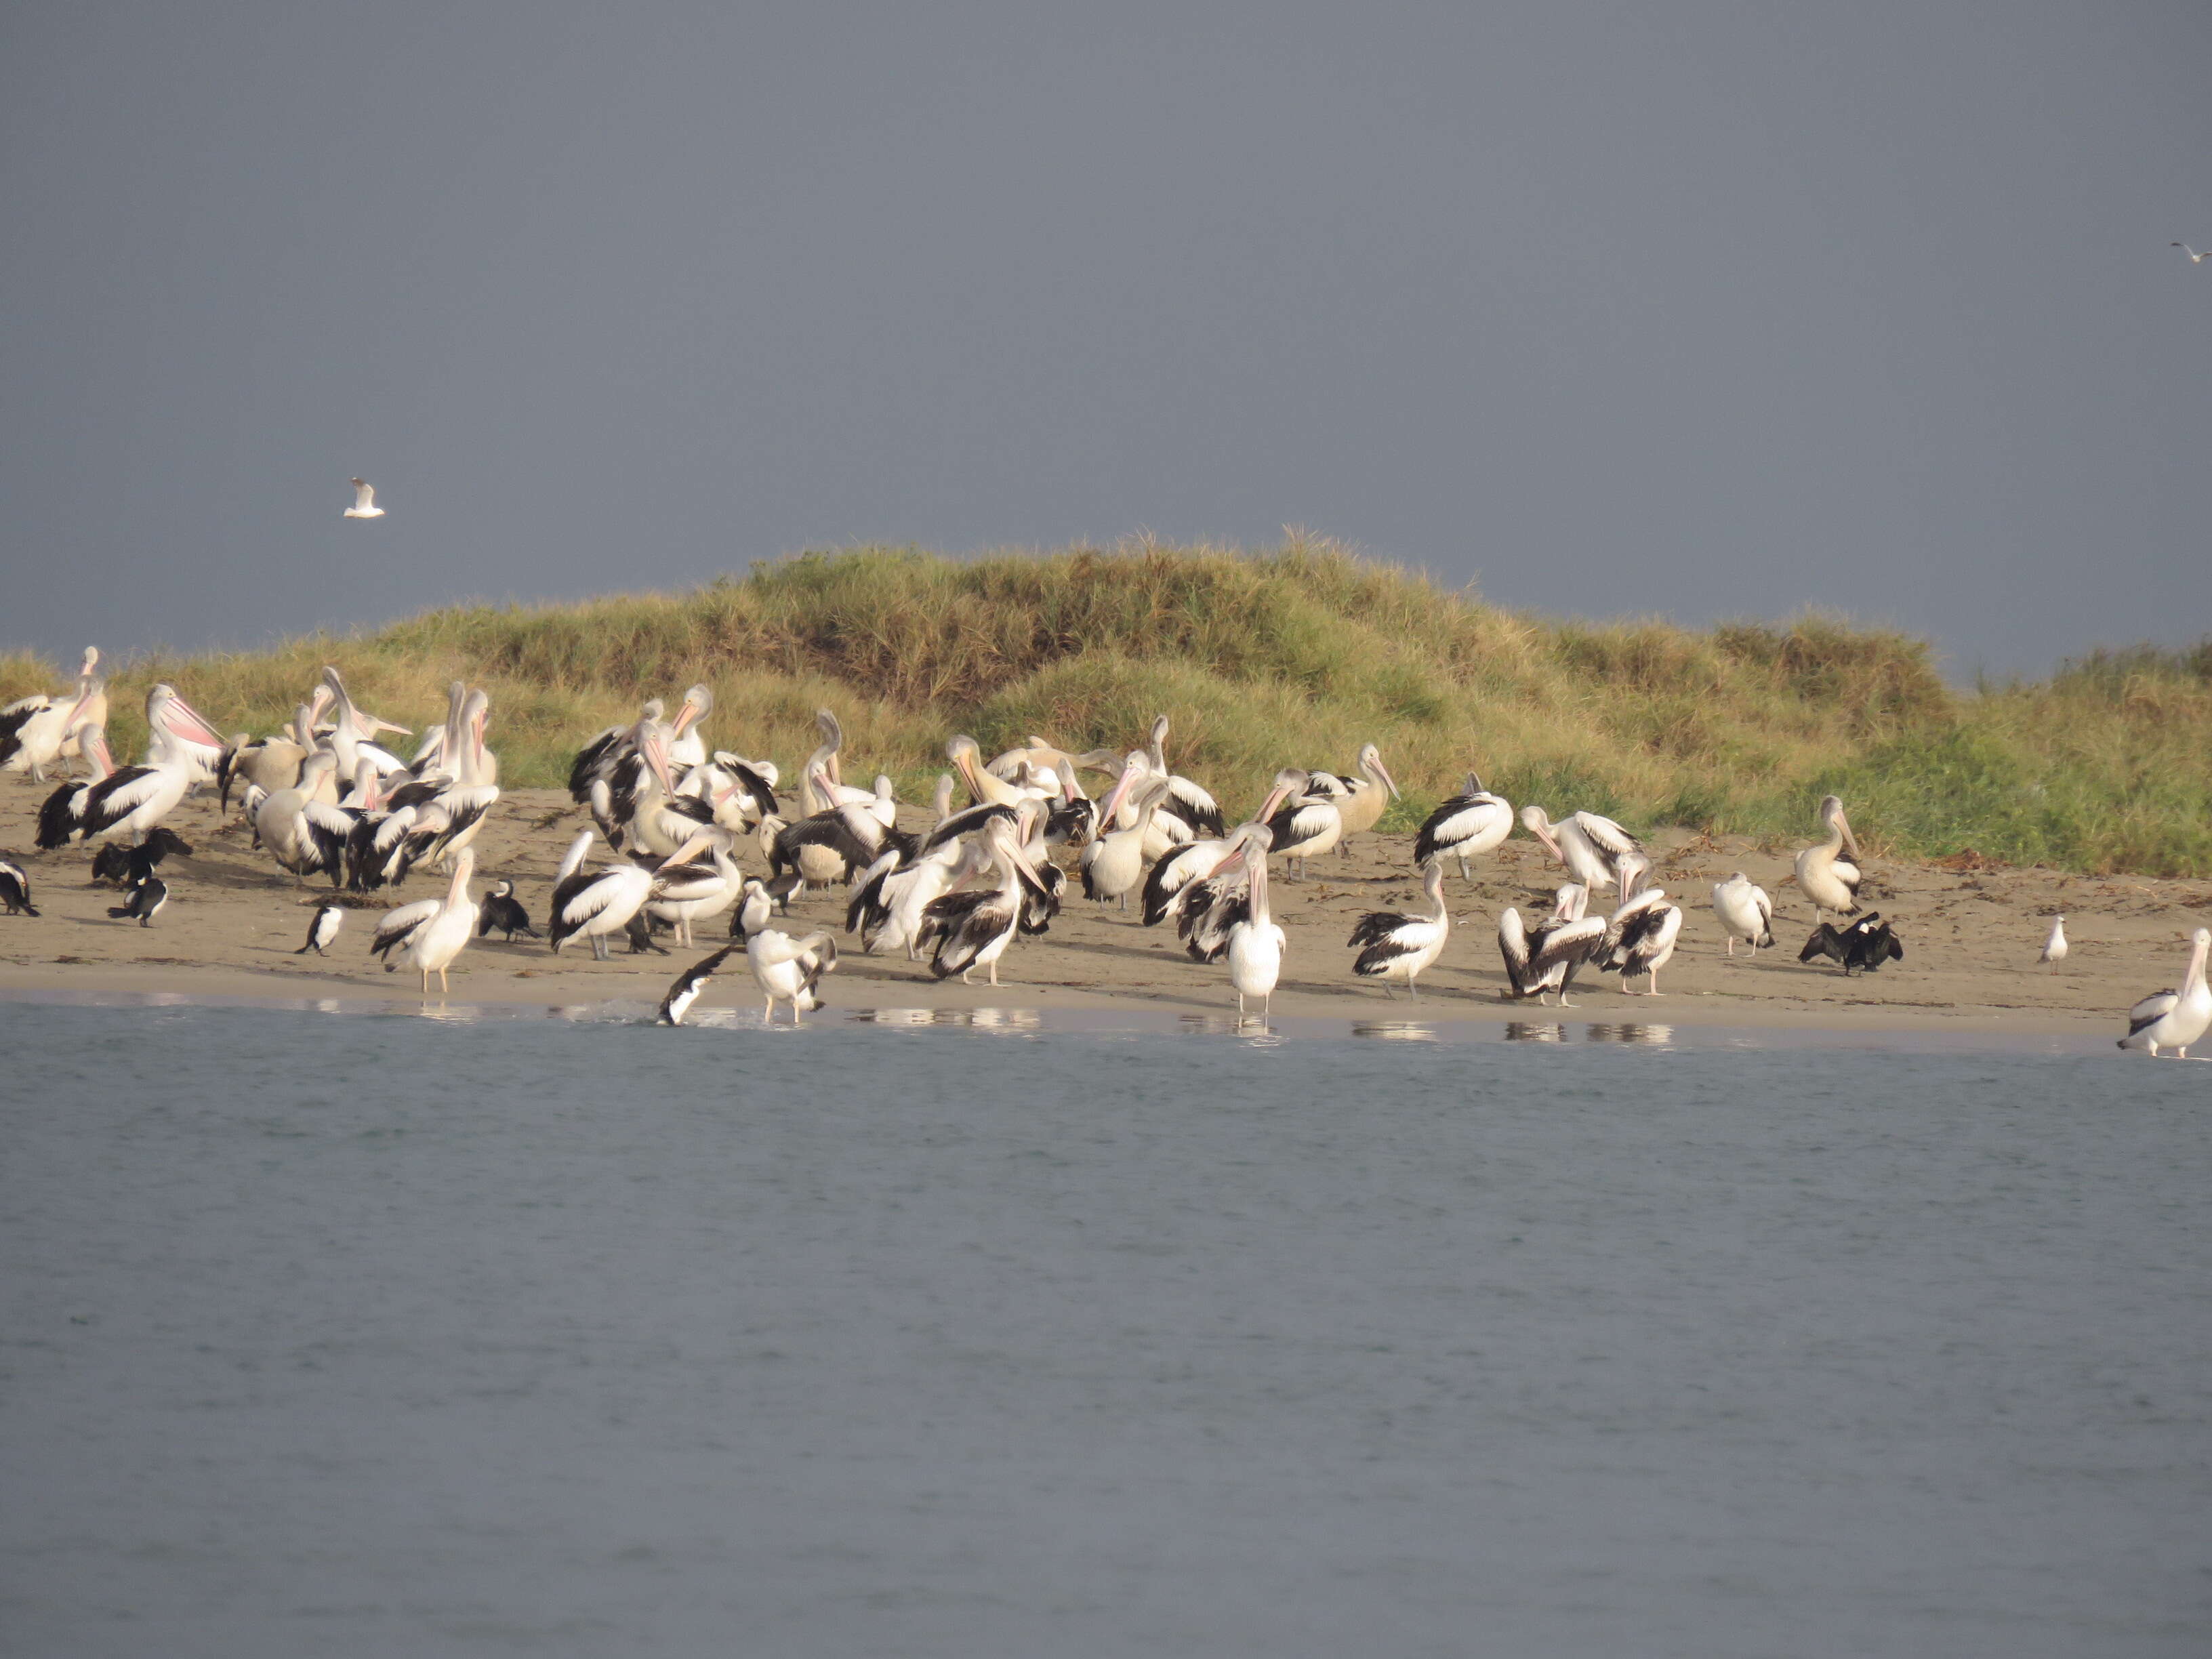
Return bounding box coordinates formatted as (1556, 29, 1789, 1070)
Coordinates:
(8, 539, 2206, 875)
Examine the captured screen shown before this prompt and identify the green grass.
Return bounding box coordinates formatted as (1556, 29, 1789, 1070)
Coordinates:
(8, 539, 2208, 875)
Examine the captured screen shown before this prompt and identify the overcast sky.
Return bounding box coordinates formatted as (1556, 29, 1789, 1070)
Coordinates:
(3, 2, 2207, 676)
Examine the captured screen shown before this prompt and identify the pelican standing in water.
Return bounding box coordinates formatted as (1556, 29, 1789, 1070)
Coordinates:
(369, 848, 480, 994)
(1414, 773, 1513, 884)
(1795, 795, 1864, 922)
(1347, 861, 1450, 997)
(1519, 805, 1641, 893)
(2118, 929, 2212, 1057)
(1711, 872, 1775, 957)
(1225, 827, 1284, 1018)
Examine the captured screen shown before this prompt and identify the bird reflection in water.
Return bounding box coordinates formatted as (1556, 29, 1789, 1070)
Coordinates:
(851, 1006, 1039, 1031)
(1351, 1021, 1437, 1042)
(1504, 1021, 1567, 1043)
(1586, 1023, 1675, 1046)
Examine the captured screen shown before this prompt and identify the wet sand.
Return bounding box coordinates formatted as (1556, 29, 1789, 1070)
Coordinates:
(2, 783, 2205, 1038)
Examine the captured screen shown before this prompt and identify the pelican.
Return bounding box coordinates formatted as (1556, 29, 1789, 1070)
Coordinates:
(343, 478, 385, 518)
(947, 734, 1029, 811)
(802, 710, 877, 813)
(1225, 828, 1285, 1018)
(1348, 861, 1450, 996)
(2174, 243, 2209, 265)
(79, 686, 226, 845)
(1519, 805, 1640, 893)
(1794, 795, 1863, 922)
(665, 684, 714, 771)
(2118, 929, 2212, 1057)
(371, 848, 479, 994)
(1141, 771, 1304, 926)
(569, 697, 663, 811)
(1498, 884, 1607, 1006)
(747, 927, 838, 1021)
(1309, 743, 1399, 853)
(1141, 714, 1226, 838)
(218, 684, 334, 813)
(1711, 872, 1775, 957)
(1414, 773, 1513, 883)
(254, 752, 354, 885)
(764, 764, 893, 890)
(1080, 773, 1168, 912)
(390, 691, 500, 879)
(647, 830, 743, 946)
(0, 648, 102, 783)
(1604, 885, 1683, 995)
(319, 667, 412, 779)
(546, 830, 655, 960)
(35, 724, 113, 848)
(2039, 916, 2067, 967)
(0, 857, 39, 916)
(920, 818, 1052, 985)
(1261, 773, 1343, 880)
(1174, 821, 1281, 963)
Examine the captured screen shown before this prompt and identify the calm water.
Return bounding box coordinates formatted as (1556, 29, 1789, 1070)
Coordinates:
(2, 1002, 2208, 1658)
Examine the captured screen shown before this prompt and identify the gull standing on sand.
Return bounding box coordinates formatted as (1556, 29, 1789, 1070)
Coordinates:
(2039, 915, 2067, 968)
(344, 478, 386, 518)
(2117, 929, 2212, 1057)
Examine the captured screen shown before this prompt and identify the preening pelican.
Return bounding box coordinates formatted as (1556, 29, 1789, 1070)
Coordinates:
(344, 478, 385, 518)
(1498, 884, 1607, 1006)
(1603, 884, 1683, 995)
(2118, 929, 2212, 1057)
(0, 648, 102, 783)
(1143, 714, 1226, 839)
(1142, 771, 1303, 926)
(1711, 872, 1775, 957)
(1261, 773, 1345, 880)
(947, 734, 1029, 811)
(744, 928, 837, 1021)
(1519, 805, 1641, 893)
(1795, 795, 1864, 922)
(255, 752, 355, 886)
(1347, 862, 1450, 997)
(546, 830, 654, 960)
(1414, 773, 1513, 883)
(2039, 916, 2067, 967)
(1225, 828, 1284, 1018)
(371, 848, 478, 994)
(919, 817, 1051, 985)
(1080, 774, 1168, 912)
(647, 830, 742, 946)
(1309, 743, 1399, 852)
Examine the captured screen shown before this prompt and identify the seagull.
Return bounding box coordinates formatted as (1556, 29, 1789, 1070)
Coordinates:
(343, 478, 386, 519)
(2039, 914, 2067, 968)
(2174, 243, 2209, 265)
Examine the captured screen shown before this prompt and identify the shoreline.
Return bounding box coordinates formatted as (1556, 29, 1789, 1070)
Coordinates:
(3, 784, 2201, 1051)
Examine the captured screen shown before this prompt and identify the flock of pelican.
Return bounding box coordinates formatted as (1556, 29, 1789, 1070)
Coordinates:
(5, 649, 2211, 1055)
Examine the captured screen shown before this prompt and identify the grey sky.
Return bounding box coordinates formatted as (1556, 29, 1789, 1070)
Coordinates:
(3, 2, 2207, 675)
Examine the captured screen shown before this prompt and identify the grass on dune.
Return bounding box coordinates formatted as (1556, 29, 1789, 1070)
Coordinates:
(6, 539, 2209, 877)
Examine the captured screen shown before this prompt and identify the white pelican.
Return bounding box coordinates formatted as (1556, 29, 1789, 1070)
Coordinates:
(218, 684, 334, 813)
(1262, 773, 1344, 880)
(1310, 743, 1399, 852)
(0, 857, 39, 916)
(1225, 828, 1284, 1018)
(1498, 884, 1607, 1006)
(2118, 929, 2212, 1057)
(319, 667, 412, 779)
(947, 733, 1029, 811)
(1604, 886, 1683, 995)
(799, 709, 877, 813)
(920, 818, 1052, 985)
(1414, 773, 1513, 883)
(1080, 773, 1168, 912)
(1174, 821, 1280, 963)
(478, 881, 537, 941)
(79, 686, 226, 845)
(35, 724, 113, 848)
(1143, 715, 1226, 838)
(663, 684, 714, 771)
(1347, 861, 1449, 996)
(343, 478, 385, 518)
(108, 874, 167, 926)
(0, 648, 102, 783)
(1711, 872, 1775, 957)
(390, 691, 499, 878)
(296, 902, 344, 956)
(747, 927, 838, 1021)
(1519, 805, 1641, 893)
(1140, 771, 1303, 926)
(2174, 243, 2209, 265)
(569, 697, 663, 811)
(1794, 795, 1863, 922)
(255, 752, 354, 886)
(2039, 916, 2067, 967)
(371, 848, 479, 994)
(647, 830, 742, 946)
(546, 830, 655, 960)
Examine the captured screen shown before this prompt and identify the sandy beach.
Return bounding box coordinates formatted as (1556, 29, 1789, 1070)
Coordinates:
(2, 782, 2205, 1038)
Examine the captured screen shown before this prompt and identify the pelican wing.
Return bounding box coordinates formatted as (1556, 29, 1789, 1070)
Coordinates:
(80, 766, 165, 834)
(370, 898, 440, 957)
(2127, 989, 2179, 1034)
(1529, 916, 1607, 975)
(1572, 813, 1641, 859)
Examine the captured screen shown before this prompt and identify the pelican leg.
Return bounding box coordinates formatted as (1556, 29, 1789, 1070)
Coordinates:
(439, 968, 451, 993)
(1458, 858, 1471, 884)
(765, 996, 775, 1021)
(989, 962, 998, 987)
(1725, 938, 1735, 957)
(419, 970, 430, 995)
(1236, 991, 1245, 1015)
(1408, 977, 1419, 1000)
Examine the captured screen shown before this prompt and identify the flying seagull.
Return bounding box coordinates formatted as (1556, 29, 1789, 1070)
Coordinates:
(344, 478, 386, 519)
(2174, 243, 2209, 266)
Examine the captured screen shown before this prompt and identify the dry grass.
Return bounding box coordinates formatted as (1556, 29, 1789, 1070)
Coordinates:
(7, 539, 2205, 874)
